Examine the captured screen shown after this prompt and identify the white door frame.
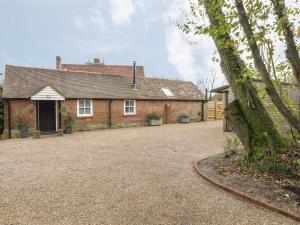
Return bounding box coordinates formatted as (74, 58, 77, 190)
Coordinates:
(37, 100, 58, 132)
(55, 100, 58, 132)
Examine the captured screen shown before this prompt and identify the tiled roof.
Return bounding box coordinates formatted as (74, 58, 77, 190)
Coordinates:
(2, 65, 205, 101)
(60, 64, 145, 77)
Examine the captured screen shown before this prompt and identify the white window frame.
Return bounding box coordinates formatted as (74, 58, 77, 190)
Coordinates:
(77, 99, 93, 117)
(124, 100, 136, 116)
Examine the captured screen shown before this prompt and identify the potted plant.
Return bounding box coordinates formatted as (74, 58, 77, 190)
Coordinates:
(60, 106, 75, 134)
(147, 112, 162, 126)
(63, 113, 75, 134)
(17, 119, 30, 138)
(178, 114, 190, 123)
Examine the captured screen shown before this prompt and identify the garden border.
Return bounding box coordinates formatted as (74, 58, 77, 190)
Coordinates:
(193, 160, 300, 222)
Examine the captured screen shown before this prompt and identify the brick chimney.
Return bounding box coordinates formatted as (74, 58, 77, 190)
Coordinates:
(94, 58, 100, 64)
(56, 56, 61, 70)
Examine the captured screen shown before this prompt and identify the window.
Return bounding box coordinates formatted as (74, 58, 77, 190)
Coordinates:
(124, 100, 136, 115)
(77, 99, 93, 117)
(161, 88, 174, 97)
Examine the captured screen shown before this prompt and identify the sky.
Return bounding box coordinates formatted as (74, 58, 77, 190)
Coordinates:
(0, 0, 224, 87)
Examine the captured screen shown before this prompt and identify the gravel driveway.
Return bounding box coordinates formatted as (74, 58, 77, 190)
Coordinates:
(0, 121, 297, 225)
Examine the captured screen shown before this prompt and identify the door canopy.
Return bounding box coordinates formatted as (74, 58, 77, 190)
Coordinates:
(31, 86, 65, 101)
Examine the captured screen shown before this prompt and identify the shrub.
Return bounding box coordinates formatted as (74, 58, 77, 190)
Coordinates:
(178, 114, 189, 119)
(255, 160, 293, 175)
(17, 119, 29, 131)
(64, 114, 75, 127)
(224, 137, 241, 158)
(61, 106, 75, 127)
(147, 112, 161, 120)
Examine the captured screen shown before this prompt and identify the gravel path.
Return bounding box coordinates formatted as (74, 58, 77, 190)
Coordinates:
(0, 121, 297, 225)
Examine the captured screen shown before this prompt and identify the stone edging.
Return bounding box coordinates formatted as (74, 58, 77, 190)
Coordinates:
(193, 160, 300, 223)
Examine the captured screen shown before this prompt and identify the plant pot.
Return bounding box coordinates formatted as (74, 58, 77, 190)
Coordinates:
(20, 128, 30, 138)
(148, 119, 162, 126)
(179, 117, 190, 123)
(64, 126, 73, 134)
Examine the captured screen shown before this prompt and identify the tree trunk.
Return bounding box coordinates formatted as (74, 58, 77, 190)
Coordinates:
(203, 0, 286, 155)
(234, 0, 300, 133)
(271, 0, 300, 86)
(225, 100, 252, 152)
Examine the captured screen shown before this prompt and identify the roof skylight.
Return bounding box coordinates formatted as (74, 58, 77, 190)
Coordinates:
(161, 88, 174, 97)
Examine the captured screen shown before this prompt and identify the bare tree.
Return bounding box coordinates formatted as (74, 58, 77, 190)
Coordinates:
(196, 69, 218, 100)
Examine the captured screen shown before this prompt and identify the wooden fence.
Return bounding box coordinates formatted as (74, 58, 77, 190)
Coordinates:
(208, 101, 224, 120)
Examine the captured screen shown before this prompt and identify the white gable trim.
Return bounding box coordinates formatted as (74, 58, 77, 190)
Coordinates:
(31, 86, 65, 101)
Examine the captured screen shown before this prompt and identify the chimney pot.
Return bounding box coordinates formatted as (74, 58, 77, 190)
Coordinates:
(56, 56, 61, 70)
(94, 58, 100, 64)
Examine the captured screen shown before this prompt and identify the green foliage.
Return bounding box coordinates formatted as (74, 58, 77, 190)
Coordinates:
(64, 115, 75, 127)
(178, 114, 189, 120)
(61, 105, 75, 127)
(147, 112, 161, 120)
(182, 0, 300, 156)
(182, 0, 299, 85)
(254, 160, 293, 175)
(0, 84, 3, 134)
(224, 137, 241, 157)
(17, 119, 29, 131)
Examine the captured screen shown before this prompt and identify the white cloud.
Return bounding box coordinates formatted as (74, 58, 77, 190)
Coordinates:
(74, 16, 83, 30)
(73, 1, 106, 32)
(109, 0, 145, 26)
(163, 0, 224, 85)
(88, 3, 105, 29)
(65, 38, 128, 56)
(166, 27, 199, 82)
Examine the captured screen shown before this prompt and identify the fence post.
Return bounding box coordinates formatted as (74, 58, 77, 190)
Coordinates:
(215, 101, 217, 120)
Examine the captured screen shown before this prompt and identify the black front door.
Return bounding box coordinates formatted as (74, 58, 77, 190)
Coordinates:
(39, 101, 56, 132)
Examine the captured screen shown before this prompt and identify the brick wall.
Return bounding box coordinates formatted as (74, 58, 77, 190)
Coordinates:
(62, 100, 110, 130)
(2, 100, 36, 138)
(2, 99, 204, 138)
(8, 100, 36, 129)
(62, 99, 204, 130)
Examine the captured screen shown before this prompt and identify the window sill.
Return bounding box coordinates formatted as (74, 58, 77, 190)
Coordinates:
(77, 115, 93, 118)
(123, 114, 136, 117)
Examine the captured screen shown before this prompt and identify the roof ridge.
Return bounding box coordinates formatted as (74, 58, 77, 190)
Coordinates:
(6, 64, 195, 84)
(5, 64, 134, 79)
(61, 63, 144, 68)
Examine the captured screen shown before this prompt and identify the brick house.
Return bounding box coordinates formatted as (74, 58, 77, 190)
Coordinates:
(2, 62, 206, 138)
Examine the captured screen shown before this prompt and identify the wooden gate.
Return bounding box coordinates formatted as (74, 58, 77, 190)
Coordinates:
(208, 101, 224, 120)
